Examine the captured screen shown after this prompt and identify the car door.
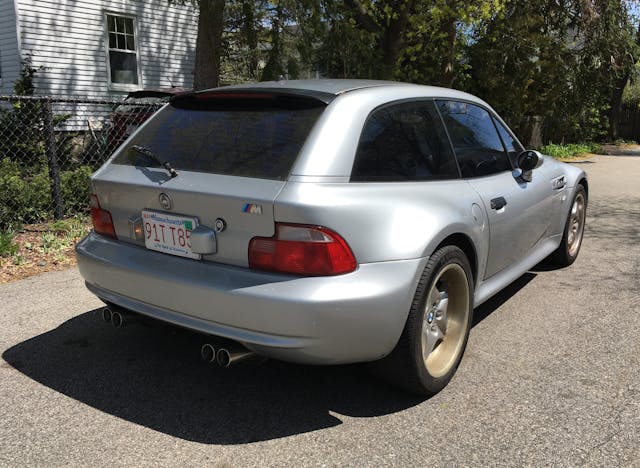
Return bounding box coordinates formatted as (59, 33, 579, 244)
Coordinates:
(437, 100, 554, 279)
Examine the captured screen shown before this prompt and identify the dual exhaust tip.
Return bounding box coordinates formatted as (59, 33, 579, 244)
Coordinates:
(200, 343, 255, 368)
(101, 306, 128, 328)
(102, 306, 255, 368)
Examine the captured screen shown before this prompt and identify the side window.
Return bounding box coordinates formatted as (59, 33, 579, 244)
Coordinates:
(494, 118, 524, 166)
(351, 101, 459, 182)
(436, 100, 511, 177)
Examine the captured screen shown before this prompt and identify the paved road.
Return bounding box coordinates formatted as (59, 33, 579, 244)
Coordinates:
(1, 155, 639, 467)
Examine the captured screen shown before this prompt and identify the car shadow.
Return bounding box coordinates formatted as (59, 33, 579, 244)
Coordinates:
(3, 271, 536, 444)
(2, 309, 423, 444)
(472, 272, 537, 327)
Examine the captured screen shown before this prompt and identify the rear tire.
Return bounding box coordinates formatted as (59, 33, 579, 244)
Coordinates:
(549, 185, 587, 267)
(372, 245, 474, 396)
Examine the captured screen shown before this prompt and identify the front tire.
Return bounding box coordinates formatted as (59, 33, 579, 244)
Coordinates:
(549, 185, 587, 267)
(373, 245, 474, 396)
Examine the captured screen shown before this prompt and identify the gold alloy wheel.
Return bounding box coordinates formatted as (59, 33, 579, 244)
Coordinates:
(421, 263, 470, 378)
(567, 191, 586, 257)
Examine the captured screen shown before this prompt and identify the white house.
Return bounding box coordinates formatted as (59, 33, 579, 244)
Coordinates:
(0, 0, 198, 96)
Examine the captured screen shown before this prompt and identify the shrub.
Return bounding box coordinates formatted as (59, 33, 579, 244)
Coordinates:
(0, 230, 19, 258)
(540, 142, 602, 159)
(0, 159, 51, 229)
(61, 165, 92, 215)
(0, 158, 92, 229)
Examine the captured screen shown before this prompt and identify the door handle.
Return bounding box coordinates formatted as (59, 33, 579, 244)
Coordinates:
(490, 197, 507, 210)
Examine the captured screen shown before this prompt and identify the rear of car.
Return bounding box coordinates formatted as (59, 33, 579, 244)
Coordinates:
(76, 87, 423, 364)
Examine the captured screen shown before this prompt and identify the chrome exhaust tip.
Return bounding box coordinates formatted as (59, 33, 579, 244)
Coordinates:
(216, 346, 255, 368)
(216, 348, 232, 368)
(101, 307, 112, 323)
(111, 310, 124, 328)
(200, 343, 216, 363)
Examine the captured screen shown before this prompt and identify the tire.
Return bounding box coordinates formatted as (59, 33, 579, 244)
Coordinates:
(549, 185, 587, 267)
(372, 245, 474, 396)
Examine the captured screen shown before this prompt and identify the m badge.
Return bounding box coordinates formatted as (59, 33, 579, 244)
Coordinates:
(242, 203, 263, 215)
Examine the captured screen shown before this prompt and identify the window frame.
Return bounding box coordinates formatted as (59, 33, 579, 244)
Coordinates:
(350, 98, 462, 183)
(492, 113, 526, 167)
(435, 99, 516, 178)
(103, 11, 142, 92)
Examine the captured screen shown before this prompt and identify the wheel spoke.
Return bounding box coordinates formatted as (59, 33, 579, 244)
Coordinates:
(435, 293, 448, 333)
(423, 320, 444, 356)
(427, 284, 442, 308)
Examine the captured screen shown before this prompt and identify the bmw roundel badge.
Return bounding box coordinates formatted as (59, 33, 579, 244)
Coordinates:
(159, 193, 173, 210)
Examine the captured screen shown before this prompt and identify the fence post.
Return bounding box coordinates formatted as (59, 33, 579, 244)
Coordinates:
(42, 99, 64, 220)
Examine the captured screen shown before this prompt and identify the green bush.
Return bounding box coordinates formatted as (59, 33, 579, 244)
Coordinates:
(61, 165, 92, 215)
(0, 230, 19, 258)
(540, 142, 602, 159)
(0, 159, 51, 228)
(0, 158, 92, 229)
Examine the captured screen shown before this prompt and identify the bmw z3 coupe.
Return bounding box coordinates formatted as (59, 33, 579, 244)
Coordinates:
(76, 80, 587, 395)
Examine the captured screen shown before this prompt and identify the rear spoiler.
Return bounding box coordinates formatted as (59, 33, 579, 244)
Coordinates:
(171, 88, 335, 110)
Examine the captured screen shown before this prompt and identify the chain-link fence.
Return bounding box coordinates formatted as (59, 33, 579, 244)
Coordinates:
(0, 95, 165, 230)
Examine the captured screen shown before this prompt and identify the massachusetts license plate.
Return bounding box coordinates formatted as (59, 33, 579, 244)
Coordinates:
(142, 210, 200, 259)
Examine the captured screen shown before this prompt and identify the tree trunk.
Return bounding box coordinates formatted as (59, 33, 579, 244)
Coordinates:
(343, 0, 415, 80)
(609, 71, 630, 141)
(242, 1, 259, 80)
(193, 0, 225, 90)
(261, 4, 285, 81)
(379, 32, 403, 80)
(377, 1, 415, 80)
(440, 2, 457, 88)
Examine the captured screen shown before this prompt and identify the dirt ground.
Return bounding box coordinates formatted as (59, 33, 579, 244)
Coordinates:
(0, 222, 90, 284)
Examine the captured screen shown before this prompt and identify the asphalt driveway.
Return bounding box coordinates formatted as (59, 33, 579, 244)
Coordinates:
(1, 154, 638, 467)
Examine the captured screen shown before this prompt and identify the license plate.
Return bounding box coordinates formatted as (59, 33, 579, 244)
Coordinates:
(142, 210, 200, 259)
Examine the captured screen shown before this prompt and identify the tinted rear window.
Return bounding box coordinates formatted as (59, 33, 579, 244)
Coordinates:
(112, 95, 325, 180)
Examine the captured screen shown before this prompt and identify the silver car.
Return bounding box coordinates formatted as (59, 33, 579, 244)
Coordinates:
(76, 80, 587, 395)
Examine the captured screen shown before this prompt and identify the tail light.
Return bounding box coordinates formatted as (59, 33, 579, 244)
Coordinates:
(249, 223, 356, 276)
(90, 194, 116, 239)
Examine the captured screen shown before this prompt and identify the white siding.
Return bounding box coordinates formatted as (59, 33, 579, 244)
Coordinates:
(15, 0, 198, 98)
(0, 0, 21, 94)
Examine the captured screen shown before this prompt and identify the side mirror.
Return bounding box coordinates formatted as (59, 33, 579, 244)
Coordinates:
(515, 150, 543, 182)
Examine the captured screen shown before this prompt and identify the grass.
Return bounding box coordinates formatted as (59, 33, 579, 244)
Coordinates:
(540, 142, 602, 159)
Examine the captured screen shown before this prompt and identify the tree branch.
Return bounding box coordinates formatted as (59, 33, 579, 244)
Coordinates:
(343, 0, 380, 34)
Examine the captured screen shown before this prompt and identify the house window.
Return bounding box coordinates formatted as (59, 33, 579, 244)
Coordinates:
(106, 13, 139, 86)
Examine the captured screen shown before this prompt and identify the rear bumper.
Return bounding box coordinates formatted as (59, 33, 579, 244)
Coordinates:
(76, 232, 425, 364)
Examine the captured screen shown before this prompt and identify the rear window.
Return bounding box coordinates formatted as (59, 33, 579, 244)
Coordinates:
(112, 94, 325, 180)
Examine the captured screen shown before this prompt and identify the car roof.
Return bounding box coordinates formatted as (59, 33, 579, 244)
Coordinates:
(186, 79, 488, 107)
